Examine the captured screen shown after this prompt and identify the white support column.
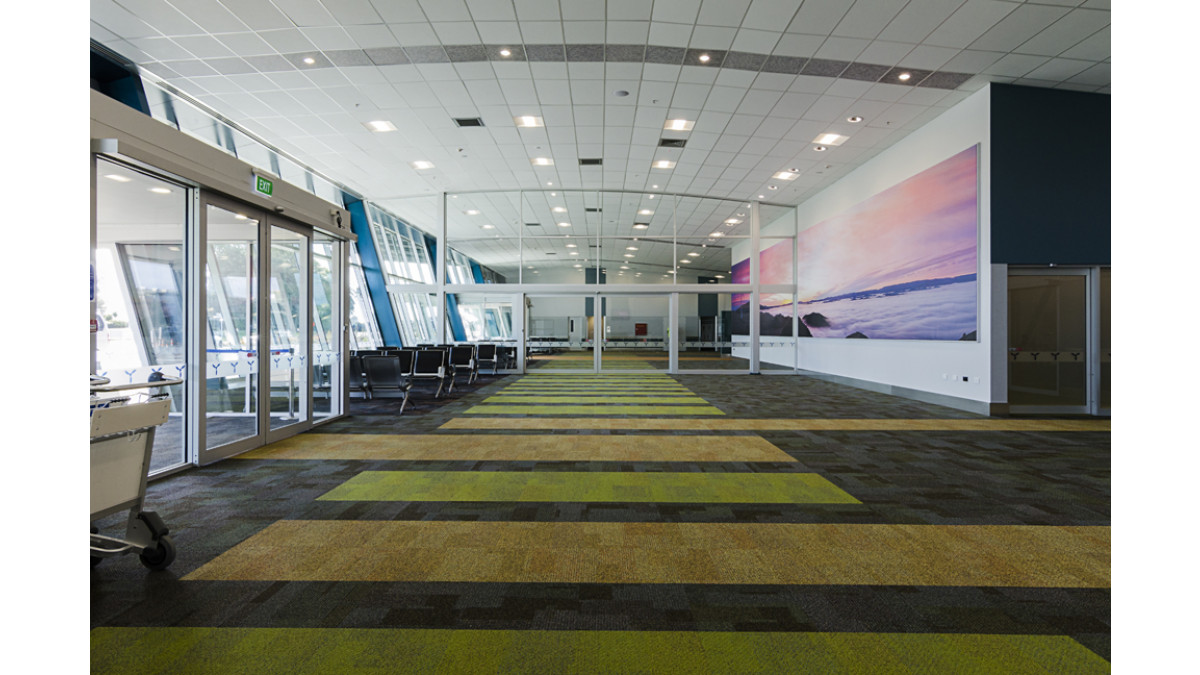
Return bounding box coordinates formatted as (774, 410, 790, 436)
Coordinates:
(436, 192, 447, 344)
(749, 200, 761, 374)
(668, 292, 679, 374)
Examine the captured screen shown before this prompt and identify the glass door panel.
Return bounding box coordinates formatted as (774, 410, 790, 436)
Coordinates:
(313, 234, 342, 420)
(527, 296, 592, 372)
(268, 225, 309, 432)
(678, 293, 746, 372)
(94, 159, 190, 474)
(1099, 267, 1110, 412)
(204, 205, 260, 450)
(600, 295, 669, 372)
(1008, 273, 1088, 409)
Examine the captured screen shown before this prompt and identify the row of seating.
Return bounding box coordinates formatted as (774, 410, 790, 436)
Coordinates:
(348, 343, 518, 413)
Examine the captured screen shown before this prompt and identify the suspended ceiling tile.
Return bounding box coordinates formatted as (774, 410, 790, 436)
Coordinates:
(925, 0, 1017, 49)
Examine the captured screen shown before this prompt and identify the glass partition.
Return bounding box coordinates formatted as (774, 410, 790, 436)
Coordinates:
(1008, 274, 1088, 408)
(678, 293, 744, 372)
(347, 243, 381, 350)
(94, 159, 190, 474)
(527, 295, 592, 371)
(204, 205, 260, 450)
(453, 293, 514, 342)
(600, 295, 669, 371)
(313, 233, 342, 420)
(267, 225, 309, 431)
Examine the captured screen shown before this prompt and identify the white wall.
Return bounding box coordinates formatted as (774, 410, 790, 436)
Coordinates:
(791, 86, 993, 404)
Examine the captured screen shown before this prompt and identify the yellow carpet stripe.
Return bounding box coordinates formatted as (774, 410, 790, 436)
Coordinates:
(463, 404, 725, 416)
(183, 521, 1110, 587)
(441, 417, 1110, 431)
(91, 627, 1111, 675)
(484, 395, 706, 404)
(237, 434, 797, 462)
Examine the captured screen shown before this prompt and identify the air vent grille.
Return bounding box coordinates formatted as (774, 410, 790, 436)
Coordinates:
(659, 138, 687, 148)
(579, 158, 603, 165)
(585, 207, 602, 213)
(453, 117, 485, 127)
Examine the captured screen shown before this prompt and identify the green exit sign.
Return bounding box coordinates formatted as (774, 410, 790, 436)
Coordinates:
(253, 173, 274, 197)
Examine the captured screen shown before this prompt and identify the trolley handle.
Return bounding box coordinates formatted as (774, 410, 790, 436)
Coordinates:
(90, 377, 184, 393)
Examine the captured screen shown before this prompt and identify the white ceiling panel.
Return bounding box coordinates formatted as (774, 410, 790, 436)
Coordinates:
(96, 0, 1108, 215)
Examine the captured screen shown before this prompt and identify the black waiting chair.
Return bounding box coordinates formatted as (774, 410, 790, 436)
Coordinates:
(475, 344, 497, 375)
(412, 349, 450, 398)
(361, 354, 412, 413)
(348, 354, 369, 398)
(497, 345, 517, 371)
(449, 344, 478, 385)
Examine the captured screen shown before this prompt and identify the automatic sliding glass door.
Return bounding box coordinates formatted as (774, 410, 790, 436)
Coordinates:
(599, 295, 669, 372)
(200, 193, 323, 462)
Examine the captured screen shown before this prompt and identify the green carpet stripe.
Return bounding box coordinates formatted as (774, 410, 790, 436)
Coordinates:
(499, 388, 691, 394)
(317, 470, 859, 504)
(485, 395, 706, 404)
(91, 627, 1110, 674)
(464, 404, 724, 416)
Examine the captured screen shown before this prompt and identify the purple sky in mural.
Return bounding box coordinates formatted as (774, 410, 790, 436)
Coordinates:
(797, 146, 978, 302)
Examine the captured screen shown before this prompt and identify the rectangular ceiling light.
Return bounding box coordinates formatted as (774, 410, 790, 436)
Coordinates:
(813, 133, 848, 146)
(653, 160, 675, 169)
(773, 171, 799, 180)
(365, 120, 397, 132)
(411, 160, 434, 170)
(532, 157, 554, 166)
(515, 115, 544, 127)
(664, 119, 694, 131)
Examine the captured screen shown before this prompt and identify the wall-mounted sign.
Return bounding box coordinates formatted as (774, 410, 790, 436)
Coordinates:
(252, 172, 274, 198)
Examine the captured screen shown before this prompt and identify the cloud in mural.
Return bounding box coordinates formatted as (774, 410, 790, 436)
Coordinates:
(732, 145, 979, 341)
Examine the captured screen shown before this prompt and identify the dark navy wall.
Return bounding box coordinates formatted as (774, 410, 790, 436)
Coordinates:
(990, 84, 1110, 265)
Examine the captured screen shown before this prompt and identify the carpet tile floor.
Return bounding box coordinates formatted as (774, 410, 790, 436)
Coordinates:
(91, 366, 1110, 673)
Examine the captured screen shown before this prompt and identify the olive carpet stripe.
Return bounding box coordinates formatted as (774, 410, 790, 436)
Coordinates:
(441, 417, 1110, 431)
(183, 521, 1110, 587)
(315, 471, 857, 504)
(484, 395, 707, 404)
(91, 627, 1111, 674)
(238, 434, 798, 462)
(463, 404, 725, 416)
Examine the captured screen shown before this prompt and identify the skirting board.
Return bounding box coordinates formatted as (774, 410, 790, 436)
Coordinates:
(795, 369, 1005, 417)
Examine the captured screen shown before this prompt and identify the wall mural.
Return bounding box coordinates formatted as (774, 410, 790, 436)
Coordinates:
(733, 145, 979, 341)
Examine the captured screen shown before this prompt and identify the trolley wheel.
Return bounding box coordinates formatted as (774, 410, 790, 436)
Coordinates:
(139, 535, 176, 571)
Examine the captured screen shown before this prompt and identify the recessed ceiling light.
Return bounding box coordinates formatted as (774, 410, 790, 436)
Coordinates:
(623, 253, 635, 258)
(558, 222, 571, 227)
(653, 160, 675, 169)
(570, 251, 579, 255)
(847, 115, 863, 123)
(500, 48, 512, 57)
(532, 270, 539, 274)
(465, 209, 480, 215)
(411, 160, 434, 170)
(515, 115, 543, 127)
(532, 157, 553, 166)
(698, 54, 710, 62)
(481, 224, 494, 229)
(648, 194, 655, 199)
(552, 206, 566, 213)
(638, 209, 653, 215)
(814, 133, 848, 146)
(710, 232, 724, 237)
(688, 252, 700, 257)
(365, 120, 397, 132)
(652, 184, 659, 189)
(768, 185, 778, 190)
(757, 195, 765, 199)
(574, 264, 583, 268)
(104, 174, 131, 182)
(898, 72, 911, 81)
(633, 223, 649, 230)
(149, 187, 171, 194)
(773, 171, 798, 180)
(725, 218, 741, 224)
(813, 146, 827, 152)
(715, 274, 725, 279)
(680, 259, 691, 264)
(626, 246, 638, 251)
(302, 56, 316, 65)
(620, 265, 629, 270)
(566, 244, 577, 248)
(527, 266, 535, 269)
(664, 119, 694, 131)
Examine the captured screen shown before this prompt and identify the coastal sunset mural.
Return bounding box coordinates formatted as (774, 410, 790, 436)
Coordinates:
(733, 145, 979, 340)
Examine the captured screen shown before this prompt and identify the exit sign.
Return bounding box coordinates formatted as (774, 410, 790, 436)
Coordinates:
(252, 173, 274, 197)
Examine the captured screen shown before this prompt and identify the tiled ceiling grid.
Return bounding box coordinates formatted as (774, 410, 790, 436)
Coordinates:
(92, 0, 1110, 234)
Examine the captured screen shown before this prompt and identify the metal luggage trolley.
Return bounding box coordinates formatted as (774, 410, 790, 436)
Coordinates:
(90, 375, 182, 570)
